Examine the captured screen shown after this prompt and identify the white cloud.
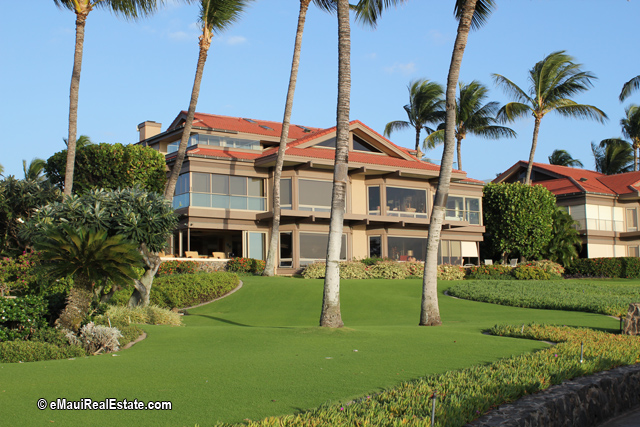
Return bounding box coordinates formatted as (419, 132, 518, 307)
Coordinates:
(226, 35, 247, 46)
(427, 29, 449, 46)
(168, 30, 190, 41)
(384, 62, 416, 76)
(365, 52, 377, 60)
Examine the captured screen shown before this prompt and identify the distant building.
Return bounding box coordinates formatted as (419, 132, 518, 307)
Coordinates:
(137, 111, 486, 273)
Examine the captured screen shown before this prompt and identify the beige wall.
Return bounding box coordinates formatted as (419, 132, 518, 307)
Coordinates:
(351, 176, 367, 214)
(352, 225, 368, 259)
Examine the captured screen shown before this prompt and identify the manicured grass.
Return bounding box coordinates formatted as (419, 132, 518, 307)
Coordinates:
(0, 277, 619, 426)
(448, 278, 640, 317)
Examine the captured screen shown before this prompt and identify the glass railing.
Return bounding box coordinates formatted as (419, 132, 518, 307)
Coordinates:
(299, 204, 332, 212)
(387, 210, 429, 219)
(167, 134, 261, 154)
(173, 194, 190, 209)
(445, 210, 481, 225)
(573, 219, 624, 231)
(186, 193, 266, 211)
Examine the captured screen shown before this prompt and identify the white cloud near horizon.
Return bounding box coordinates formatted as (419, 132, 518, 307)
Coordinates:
(384, 62, 416, 76)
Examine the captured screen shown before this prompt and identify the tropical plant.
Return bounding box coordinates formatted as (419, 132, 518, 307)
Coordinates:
(384, 79, 445, 153)
(544, 207, 581, 267)
(262, 0, 337, 277)
(53, 0, 167, 196)
(0, 163, 4, 177)
(592, 138, 633, 175)
(493, 50, 607, 185)
(620, 104, 640, 171)
(164, 0, 254, 201)
(420, 0, 496, 327)
(548, 149, 583, 168)
(22, 158, 47, 183)
(425, 80, 515, 171)
(620, 75, 640, 102)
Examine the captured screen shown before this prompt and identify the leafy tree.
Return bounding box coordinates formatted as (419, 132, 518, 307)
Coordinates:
(384, 79, 445, 153)
(483, 182, 556, 262)
(592, 138, 633, 175)
(544, 207, 581, 267)
(23, 187, 177, 307)
(45, 142, 167, 194)
(621, 104, 640, 171)
(620, 75, 640, 102)
(22, 158, 47, 183)
(53, 0, 168, 196)
(420, 0, 496, 327)
(425, 80, 515, 171)
(263, 0, 336, 277)
(0, 176, 63, 257)
(548, 149, 583, 168)
(164, 0, 254, 201)
(493, 50, 607, 185)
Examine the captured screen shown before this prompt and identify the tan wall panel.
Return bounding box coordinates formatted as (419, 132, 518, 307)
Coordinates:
(588, 244, 614, 258)
(352, 226, 368, 259)
(352, 176, 367, 214)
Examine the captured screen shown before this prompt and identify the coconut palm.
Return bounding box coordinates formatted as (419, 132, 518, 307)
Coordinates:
(53, 0, 167, 197)
(548, 149, 583, 168)
(262, 0, 337, 277)
(545, 207, 581, 267)
(164, 0, 253, 201)
(420, 0, 496, 327)
(592, 139, 634, 175)
(384, 79, 445, 153)
(424, 80, 515, 171)
(621, 104, 640, 171)
(493, 51, 607, 185)
(620, 75, 640, 102)
(22, 158, 47, 182)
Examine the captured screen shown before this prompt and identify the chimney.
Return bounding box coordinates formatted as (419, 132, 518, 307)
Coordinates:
(137, 121, 162, 142)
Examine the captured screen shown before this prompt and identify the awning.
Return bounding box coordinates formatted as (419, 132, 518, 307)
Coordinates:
(461, 241, 478, 257)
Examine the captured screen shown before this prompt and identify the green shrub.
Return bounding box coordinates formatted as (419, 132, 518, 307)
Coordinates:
(359, 257, 391, 266)
(512, 265, 551, 280)
(151, 272, 239, 308)
(29, 327, 69, 347)
(96, 305, 182, 326)
(369, 262, 406, 279)
(157, 260, 198, 276)
(526, 260, 564, 278)
(226, 257, 265, 274)
(301, 262, 326, 279)
(437, 264, 465, 280)
(404, 262, 424, 277)
(566, 257, 640, 279)
(0, 252, 41, 295)
(338, 262, 370, 279)
(0, 340, 85, 363)
(0, 295, 48, 341)
(466, 264, 514, 280)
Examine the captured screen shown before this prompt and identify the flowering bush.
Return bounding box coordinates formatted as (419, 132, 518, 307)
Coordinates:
(437, 264, 465, 280)
(466, 264, 514, 280)
(157, 260, 198, 276)
(226, 257, 265, 274)
(0, 252, 41, 295)
(526, 259, 564, 277)
(0, 295, 48, 341)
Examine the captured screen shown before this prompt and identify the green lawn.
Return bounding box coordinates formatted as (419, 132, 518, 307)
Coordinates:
(0, 277, 619, 426)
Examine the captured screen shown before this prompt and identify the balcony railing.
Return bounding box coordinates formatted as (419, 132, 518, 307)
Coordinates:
(572, 218, 624, 232)
(173, 193, 266, 211)
(445, 209, 481, 225)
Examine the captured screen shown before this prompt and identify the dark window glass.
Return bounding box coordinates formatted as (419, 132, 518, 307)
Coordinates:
(368, 186, 380, 215)
(212, 175, 229, 195)
(281, 179, 292, 207)
(299, 180, 332, 208)
(387, 236, 425, 261)
(386, 187, 427, 214)
(280, 232, 293, 267)
(300, 233, 346, 260)
(317, 137, 336, 148)
(230, 176, 247, 196)
(353, 134, 380, 152)
(369, 236, 381, 258)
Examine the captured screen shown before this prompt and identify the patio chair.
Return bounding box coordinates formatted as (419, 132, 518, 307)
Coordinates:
(484, 259, 493, 265)
(184, 251, 200, 259)
(509, 258, 518, 267)
(211, 252, 225, 259)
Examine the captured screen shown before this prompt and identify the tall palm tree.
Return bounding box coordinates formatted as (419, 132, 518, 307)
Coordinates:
(164, 0, 253, 200)
(384, 79, 445, 153)
(621, 104, 640, 171)
(424, 80, 515, 171)
(420, 0, 495, 327)
(493, 50, 607, 185)
(54, 0, 167, 197)
(592, 138, 634, 175)
(548, 149, 583, 168)
(262, 0, 336, 277)
(620, 75, 640, 102)
(22, 158, 47, 182)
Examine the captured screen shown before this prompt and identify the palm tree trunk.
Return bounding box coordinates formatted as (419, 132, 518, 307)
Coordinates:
(456, 135, 463, 171)
(263, 0, 311, 277)
(164, 29, 212, 200)
(635, 143, 638, 172)
(420, 0, 478, 326)
(64, 11, 89, 196)
(524, 117, 541, 185)
(320, 0, 350, 328)
(415, 126, 421, 152)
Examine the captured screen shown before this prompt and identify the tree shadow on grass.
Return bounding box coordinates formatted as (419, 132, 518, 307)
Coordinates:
(191, 314, 295, 329)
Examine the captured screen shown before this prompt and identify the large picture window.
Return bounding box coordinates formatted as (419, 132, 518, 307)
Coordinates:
(439, 240, 462, 265)
(173, 174, 190, 209)
(279, 232, 293, 267)
(387, 236, 425, 261)
(299, 179, 332, 212)
(386, 187, 427, 218)
(190, 174, 266, 211)
(299, 233, 347, 266)
(445, 196, 481, 225)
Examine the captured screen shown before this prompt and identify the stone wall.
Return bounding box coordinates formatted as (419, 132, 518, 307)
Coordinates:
(466, 363, 640, 427)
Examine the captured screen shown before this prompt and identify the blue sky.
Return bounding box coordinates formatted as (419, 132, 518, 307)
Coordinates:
(2, 1, 639, 181)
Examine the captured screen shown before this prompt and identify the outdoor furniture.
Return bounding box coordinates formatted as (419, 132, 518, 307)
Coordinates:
(484, 259, 493, 265)
(211, 252, 225, 259)
(509, 258, 518, 267)
(185, 251, 200, 259)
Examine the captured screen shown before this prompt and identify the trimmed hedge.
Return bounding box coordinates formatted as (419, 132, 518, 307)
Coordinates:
(151, 272, 239, 308)
(301, 261, 464, 280)
(0, 340, 86, 363)
(565, 257, 640, 278)
(157, 260, 199, 276)
(226, 257, 265, 274)
(466, 260, 563, 280)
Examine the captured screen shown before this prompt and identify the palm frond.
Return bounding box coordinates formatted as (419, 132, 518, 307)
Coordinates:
(551, 101, 608, 123)
(496, 102, 531, 123)
(54, 0, 175, 19)
(620, 75, 640, 102)
(492, 74, 531, 104)
(200, 0, 253, 34)
(383, 120, 410, 137)
(353, 0, 408, 28)
(469, 125, 516, 140)
(592, 139, 633, 174)
(424, 129, 444, 149)
(548, 149, 583, 168)
(454, 0, 496, 30)
(312, 0, 338, 13)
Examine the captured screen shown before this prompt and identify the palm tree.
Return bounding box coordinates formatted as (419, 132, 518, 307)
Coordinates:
(620, 75, 640, 102)
(548, 149, 583, 168)
(262, 0, 336, 277)
(424, 80, 515, 171)
(164, 0, 253, 201)
(22, 158, 47, 182)
(54, 0, 167, 197)
(0, 163, 4, 177)
(493, 51, 607, 185)
(420, 0, 496, 327)
(545, 207, 581, 267)
(384, 79, 445, 153)
(592, 138, 634, 175)
(621, 104, 640, 171)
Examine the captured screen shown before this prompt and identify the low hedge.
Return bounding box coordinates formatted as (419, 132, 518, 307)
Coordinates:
(0, 295, 48, 341)
(466, 260, 563, 280)
(219, 324, 640, 427)
(226, 257, 265, 274)
(0, 340, 86, 363)
(301, 261, 464, 280)
(565, 257, 640, 278)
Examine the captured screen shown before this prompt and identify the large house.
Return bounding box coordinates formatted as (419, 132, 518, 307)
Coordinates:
(137, 112, 486, 274)
(495, 161, 640, 258)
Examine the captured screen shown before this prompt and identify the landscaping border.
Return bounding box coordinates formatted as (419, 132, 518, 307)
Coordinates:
(182, 279, 243, 310)
(466, 363, 640, 427)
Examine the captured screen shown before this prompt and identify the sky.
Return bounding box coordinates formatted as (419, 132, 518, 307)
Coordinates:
(2, 1, 640, 182)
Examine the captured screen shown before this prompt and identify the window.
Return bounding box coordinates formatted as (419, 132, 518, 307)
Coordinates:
(247, 232, 265, 260)
(316, 137, 336, 148)
(190, 174, 266, 211)
(439, 240, 462, 265)
(368, 186, 380, 215)
(445, 196, 481, 225)
(299, 233, 347, 266)
(387, 236, 425, 261)
(173, 174, 190, 209)
(279, 232, 293, 267)
(629, 246, 639, 257)
(280, 178, 292, 209)
(299, 179, 332, 212)
(386, 186, 427, 218)
(353, 135, 381, 153)
(369, 236, 381, 258)
(167, 134, 261, 153)
(627, 208, 638, 232)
